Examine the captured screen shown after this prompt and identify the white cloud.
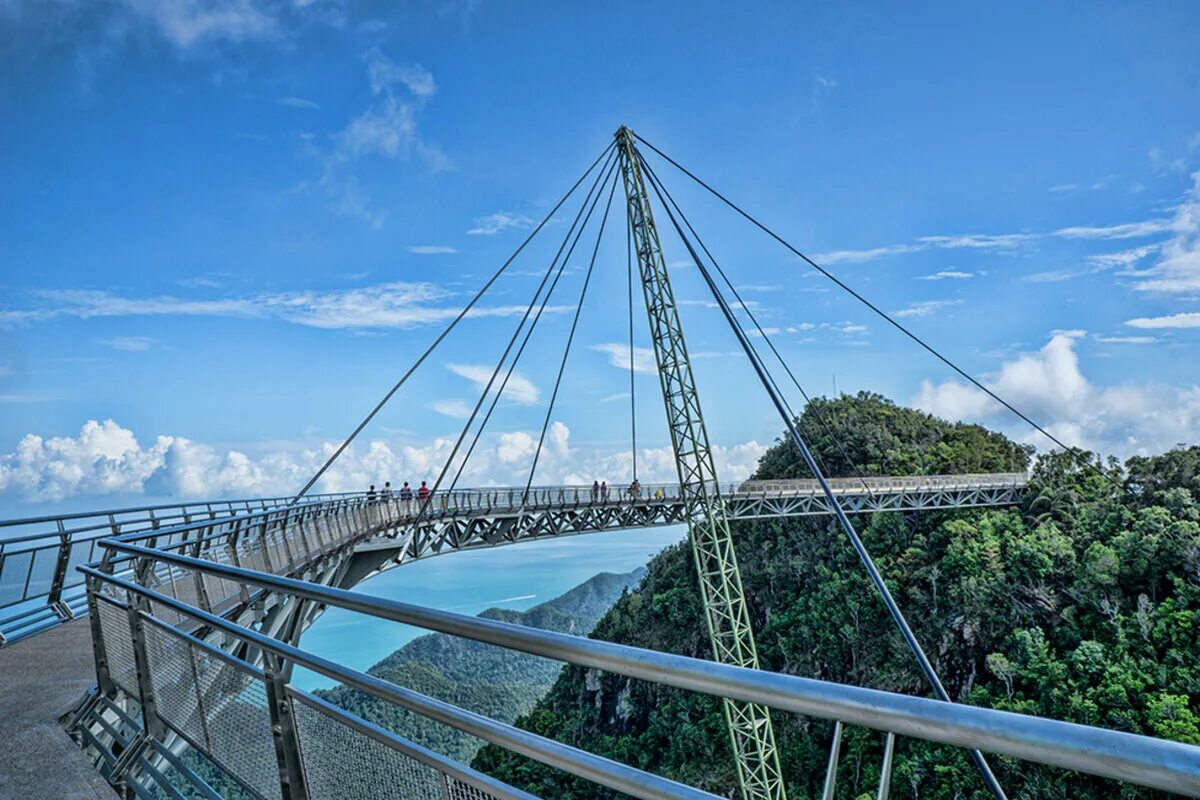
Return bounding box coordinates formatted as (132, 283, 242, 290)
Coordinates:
(448, 363, 539, 405)
(1124, 171, 1200, 294)
(893, 299, 962, 319)
(309, 49, 448, 227)
(746, 327, 781, 337)
(816, 243, 920, 265)
(591, 343, 657, 374)
(2, 283, 566, 331)
(123, 0, 278, 49)
(364, 48, 436, 97)
(432, 399, 473, 419)
(1126, 312, 1200, 329)
(96, 336, 154, 352)
(408, 245, 458, 255)
(1053, 220, 1173, 240)
(467, 212, 535, 236)
(1095, 336, 1156, 344)
(816, 215, 1179, 268)
(1087, 243, 1160, 270)
(917, 270, 974, 281)
(276, 96, 320, 110)
(0, 418, 767, 503)
(814, 73, 838, 88)
(816, 232, 1031, 265)
(914, 331, 1200, 457)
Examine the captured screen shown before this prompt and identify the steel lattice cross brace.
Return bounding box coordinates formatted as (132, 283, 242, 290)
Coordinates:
(615, 127, 788, 800)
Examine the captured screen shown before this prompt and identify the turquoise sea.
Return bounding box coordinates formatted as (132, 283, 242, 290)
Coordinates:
(292, 525, 687, 691)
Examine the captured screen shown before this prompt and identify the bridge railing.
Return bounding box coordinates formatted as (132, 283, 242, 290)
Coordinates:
(81, 542, 1200, 800)
(0, 474, 1031, 645)
(0, 492, 362, 644)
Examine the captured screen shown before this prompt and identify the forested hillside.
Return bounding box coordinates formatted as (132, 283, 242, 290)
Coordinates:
(317, 567, 646, 763)
(474, 393, 1200, 799)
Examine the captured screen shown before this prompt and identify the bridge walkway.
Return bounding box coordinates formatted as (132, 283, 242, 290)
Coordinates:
(0, 617, 115, 799)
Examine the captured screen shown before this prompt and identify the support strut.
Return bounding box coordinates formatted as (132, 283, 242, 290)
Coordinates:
(615, 126, 787, 800)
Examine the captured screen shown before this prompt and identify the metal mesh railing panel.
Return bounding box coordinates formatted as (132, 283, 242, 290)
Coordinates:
(446, 777, 500, 800)
(96, 596, 139, 694)
(192, 646, 281, 800)
(143, 621, 207, 748)
(292, 696, 445, 800)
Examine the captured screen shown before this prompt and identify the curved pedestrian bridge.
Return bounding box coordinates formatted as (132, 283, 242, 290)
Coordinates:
(4, 472, 1200, 799)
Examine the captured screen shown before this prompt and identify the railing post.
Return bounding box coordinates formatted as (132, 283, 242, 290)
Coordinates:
(125, 591, 167, 740)
(263, 653, 309, 800)
(877, 732, 896, 800)
(191, 538, 213, 615)
(821, 720, 844, 800)
(84, 575, 116, 695)
(48, 519, 75, 619)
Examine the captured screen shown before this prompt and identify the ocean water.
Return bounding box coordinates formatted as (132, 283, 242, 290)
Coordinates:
(292, 525, 687, 691)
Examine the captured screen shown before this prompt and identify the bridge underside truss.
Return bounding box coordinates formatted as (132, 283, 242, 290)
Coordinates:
(377, 483, 1026, 569)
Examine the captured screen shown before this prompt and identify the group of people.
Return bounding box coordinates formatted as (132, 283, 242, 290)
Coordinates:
(591, 479, 648, 500)
(366, 480, 430, 506)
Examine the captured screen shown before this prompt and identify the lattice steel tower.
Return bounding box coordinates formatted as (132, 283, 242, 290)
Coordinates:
(615, 126, 787, 800)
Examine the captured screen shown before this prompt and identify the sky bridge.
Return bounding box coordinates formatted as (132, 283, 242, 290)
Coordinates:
(1, 128, 1197, 800)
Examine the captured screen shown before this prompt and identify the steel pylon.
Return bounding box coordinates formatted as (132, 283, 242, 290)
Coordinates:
(615, 126, 788, 800)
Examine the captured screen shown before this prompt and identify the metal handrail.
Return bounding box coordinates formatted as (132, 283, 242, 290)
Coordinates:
(91, 541, 1200, 797)
(82, 565, 721, 800)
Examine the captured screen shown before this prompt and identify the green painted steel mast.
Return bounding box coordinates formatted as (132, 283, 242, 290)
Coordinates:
(615, 126, 787, 800)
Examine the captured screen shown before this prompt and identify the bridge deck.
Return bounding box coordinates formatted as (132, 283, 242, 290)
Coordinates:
(0, 617, 114, 799)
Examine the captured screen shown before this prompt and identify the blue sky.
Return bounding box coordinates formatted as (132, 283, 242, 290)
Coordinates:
(2, 1, 1199, 514)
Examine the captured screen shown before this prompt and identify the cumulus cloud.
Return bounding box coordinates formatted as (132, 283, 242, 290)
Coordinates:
(0, 419, 767, 503)
(914, 331, 1199, 457)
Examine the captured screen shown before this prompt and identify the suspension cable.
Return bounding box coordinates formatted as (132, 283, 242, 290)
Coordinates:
(639, 154, 1009, 800)
(447, 208, 595, 494)
(523, 171, 619, 502)
(291, 141, 616, 502)
(627, 212, 639, 483)
(446, 155, 620, 493)
(632, 132, 1109, 485)
(412, 154, 619, 524)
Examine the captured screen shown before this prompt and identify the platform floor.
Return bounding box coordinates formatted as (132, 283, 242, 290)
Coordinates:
(0, 619, 115, 800)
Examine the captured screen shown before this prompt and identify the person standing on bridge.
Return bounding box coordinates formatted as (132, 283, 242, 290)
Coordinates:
(399, 481, 413, 515)
(601, 480, 608, 501)
(418, 481, 430, 502)
(367, 484, 377, 505)
(382, 481, 393, 504)
(592, 480, 600, 501)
